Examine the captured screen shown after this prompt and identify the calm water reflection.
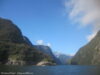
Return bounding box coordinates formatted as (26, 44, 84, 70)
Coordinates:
(0, 65, 100, 75)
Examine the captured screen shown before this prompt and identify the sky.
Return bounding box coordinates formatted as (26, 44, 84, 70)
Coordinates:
(0, 0, 99, 55)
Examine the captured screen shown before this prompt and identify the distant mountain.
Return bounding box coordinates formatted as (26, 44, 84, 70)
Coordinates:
(34, 45, 62, 65)
(54, 52, 72, 64)
(71, 31, 100, 65)
(34, 45, 53, 56)
(0, 18, 55, 65)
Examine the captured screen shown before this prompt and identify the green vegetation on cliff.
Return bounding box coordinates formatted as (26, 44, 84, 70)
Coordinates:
(0, 18, 54, 65)
(71, 31, 100, 65)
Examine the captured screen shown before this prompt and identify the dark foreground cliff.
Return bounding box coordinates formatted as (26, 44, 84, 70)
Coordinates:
(0, 18, 55, 65)
(71, 31, 100, 65)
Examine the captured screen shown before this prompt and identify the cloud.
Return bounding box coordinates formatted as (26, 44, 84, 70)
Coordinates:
(65, 0, 100, 41)
(87, 32, 97, 41)
(36, 40, 51, 47)
(47, 43, 51, 47)
(36, 40, 44, 45)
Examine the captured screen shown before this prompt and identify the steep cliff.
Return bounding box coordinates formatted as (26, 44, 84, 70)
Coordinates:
(71, 31, 100, 65)
(0, 18, 55, 65)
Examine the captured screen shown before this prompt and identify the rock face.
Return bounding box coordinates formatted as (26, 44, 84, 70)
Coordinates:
(0, 18, 55, 65)
(71, 31, 100, 65)
(34, 45, 62, 65)
(23, 36, 33, 46)
(0, 18, 24, 43)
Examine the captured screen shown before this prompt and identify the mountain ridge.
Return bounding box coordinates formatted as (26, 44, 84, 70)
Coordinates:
(0, 18, 55, 65)
(54, 52, 73, 64)
(34, 45, 62, 65)
(71, 31, 100, 65)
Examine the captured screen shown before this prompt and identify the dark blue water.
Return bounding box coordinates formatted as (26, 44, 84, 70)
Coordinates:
(0, 65, 100, 75)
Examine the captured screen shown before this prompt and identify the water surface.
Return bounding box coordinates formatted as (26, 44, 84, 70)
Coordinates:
(0, 65, 100, 75)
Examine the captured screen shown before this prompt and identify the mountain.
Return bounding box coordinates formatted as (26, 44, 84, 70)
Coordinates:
(34, 45, 53, 56)
(0, 18, 25, 43)
(34, 45, 62, 65)
(71, 31, 100, 65)
(0, 18, 55, 65)
(23, 36, 33, 46)
(54, 52, 72, 64)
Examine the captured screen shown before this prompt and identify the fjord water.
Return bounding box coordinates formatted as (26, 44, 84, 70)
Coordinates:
(0, 65, 100, 75)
